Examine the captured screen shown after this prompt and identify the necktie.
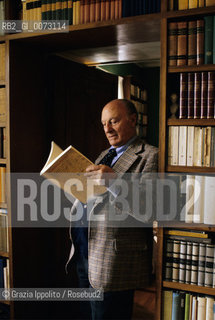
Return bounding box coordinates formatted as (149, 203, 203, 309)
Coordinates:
(99, 148, 117, 167)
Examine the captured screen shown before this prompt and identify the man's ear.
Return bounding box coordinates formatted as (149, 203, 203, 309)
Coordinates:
(130, 113, 137, 127)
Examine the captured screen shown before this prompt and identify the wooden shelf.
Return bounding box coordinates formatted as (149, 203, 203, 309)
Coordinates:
(167, 119, 215, 126)
(0, 251, 9, 258)
(163, 281, 215, 296)
(158, 221, 215, 232)
(166, 165, 215, 173)
(168, 64, 215, 73)
(0, 80, 5, 86)
(0, 300, 11, 306)
(166, 6, 215, 18)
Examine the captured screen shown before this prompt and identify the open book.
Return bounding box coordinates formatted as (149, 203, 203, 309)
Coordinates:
(40, 141, 107, 203)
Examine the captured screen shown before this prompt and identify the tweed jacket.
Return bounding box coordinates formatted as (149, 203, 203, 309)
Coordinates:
(70, 136, 158, 292)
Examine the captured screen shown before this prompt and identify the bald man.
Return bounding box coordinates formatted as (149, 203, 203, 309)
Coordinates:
(69, 99, 158, 319)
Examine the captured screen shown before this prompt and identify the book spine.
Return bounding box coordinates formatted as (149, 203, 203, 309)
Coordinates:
(205, 297, 214, 319)
(76, 0, 81, 24)
(179, 0, 188, 9)
(162, 290, 173, 320)
(213, 246, 215, 288)
(190, 242, 199, 285)
(198, 0, 205, 6)
(184, 293, 190, 320)
(214, 16, 215, 64)
(177, 21, 187, 66)
(187, 72, 194, 118)
(172, 292, 181, 319)
(110, 0, 115, 19)
(207, 72, 215, 119)
(188, 20, 197, 66)
(197, 297, 206, 320)
(188, 0, 198, 8)
(196, 19, 204, 65)
(55, 0, 61, 20)
(68, 0, 73, 25)
(51, 0, 56, 19)
(172, 126, 179, 165)
(89, 0, 95, 23)
(179, 73, 188, 119)
(164, 239, 173, 281)
(179, 241, 187, 283)
(118, 0, 122, 18)
(178, 126, 187, 166)
(206, 0, 215, 6)
(168, 22, 178, 66)
(172, 240, 180, 282)
(84, 0, 90, 23)
(114, 0, 119, 19)
(193, 72, 201, 119)
(186, 126, 194, 166)
(201, 71, 208, 119)
(95, 0, 100, 21)
(105, 0, 110, 20)
(204, 16, 213, 64)
(204, 244, 214, 287)
(197, 243, 206, 286)
(205, 126, 211, 167)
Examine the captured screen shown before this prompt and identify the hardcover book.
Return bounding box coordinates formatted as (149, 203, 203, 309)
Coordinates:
(40, 141, 107, 203)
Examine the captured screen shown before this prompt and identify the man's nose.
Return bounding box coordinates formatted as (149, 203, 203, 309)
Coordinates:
(104, 123, 113, 133)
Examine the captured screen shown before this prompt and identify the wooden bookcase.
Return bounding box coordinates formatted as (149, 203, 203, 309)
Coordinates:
(157, 2, 215, 320)
(0, 0, 215, 319)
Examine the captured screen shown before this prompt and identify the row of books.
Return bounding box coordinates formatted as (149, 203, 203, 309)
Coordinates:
(185, 175, 215, 225)
(168, 126, 215, 167)
(23, 0, 161, 26)
(168, 0, 215, 11)
(0, 44, 5, 82)
(0, 258, 9, 289)
(0, 166, 6, 203)
(0, 88, 6, 123)
(0, 127, 6, 159)
(179, 72, 215, 119)
(162, 290, 215, 320)
(130, 84, 147, 101)
(164, 232, 215, 287)
(168, 17, 215, 66)
(0, 209, 8, 253)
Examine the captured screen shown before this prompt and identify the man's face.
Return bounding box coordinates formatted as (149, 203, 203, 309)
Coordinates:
(101, 101, 136, 147)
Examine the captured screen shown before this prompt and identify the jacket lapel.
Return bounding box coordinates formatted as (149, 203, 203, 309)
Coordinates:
(112, 137, 144, 176)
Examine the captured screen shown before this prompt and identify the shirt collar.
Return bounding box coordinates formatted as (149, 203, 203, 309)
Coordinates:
(110, 135, 137, 155)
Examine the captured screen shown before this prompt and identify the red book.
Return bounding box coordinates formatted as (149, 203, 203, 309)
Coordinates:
(194, 73, 201, 119)
(197, 19, 204, 65)
(188, 20, 197, 66)
(201, 72, 208, 119)
(80, 0, 85, 24)
(177, 21, 188, 66)
(90, 0, 95, 22)
(187, 73, 194, 118)
(207, 72, 215, 119)
(95, 0, 101, 21)
(179, 73, 188, 119)
(168, 22, 178, 66)
(84, 0, 90, 23)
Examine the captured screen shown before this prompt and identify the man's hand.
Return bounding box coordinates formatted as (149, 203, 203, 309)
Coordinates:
(85, 164, 117, 186)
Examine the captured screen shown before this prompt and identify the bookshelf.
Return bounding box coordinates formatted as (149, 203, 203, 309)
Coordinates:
(157, 1, 215, 319)
(0, 0, 215, 319)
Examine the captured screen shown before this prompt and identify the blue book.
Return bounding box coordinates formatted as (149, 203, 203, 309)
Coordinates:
(204, 16, 213, 64)
(171, 291, 185, 320)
